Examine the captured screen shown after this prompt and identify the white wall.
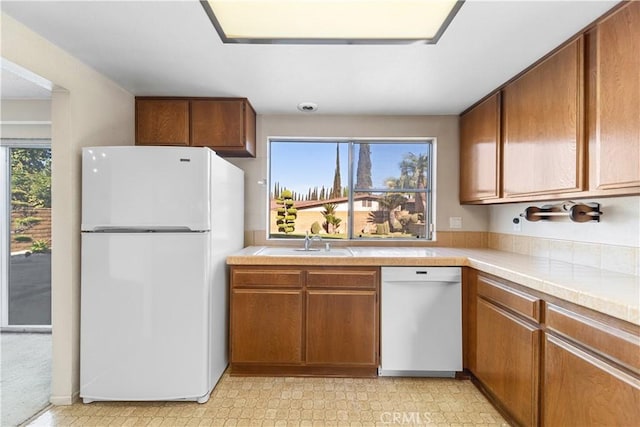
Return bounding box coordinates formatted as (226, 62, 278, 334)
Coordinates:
(489, 196, 640, 247)
(1, 99, 51, 138)
(1, 13, 134, 404)
(228, 114, 489, 240)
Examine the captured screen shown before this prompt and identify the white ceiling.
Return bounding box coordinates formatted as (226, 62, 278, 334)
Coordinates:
(0, 0, 620, 114)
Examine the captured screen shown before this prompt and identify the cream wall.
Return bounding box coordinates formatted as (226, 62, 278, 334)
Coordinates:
(1, 13, 134, 404)
(228, 114, 489, 242)
(1, 99, 51, 139)
(488, 196, 640, 276)
(488, 196, 640, 248)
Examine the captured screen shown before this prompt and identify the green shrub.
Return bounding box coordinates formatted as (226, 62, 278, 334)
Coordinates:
(30, 239, 50, 253)
(310, 221, 321, 234)
(14, 235, 33, 243)
(276, 187, 297, 234)
(14, 216, 42, 228)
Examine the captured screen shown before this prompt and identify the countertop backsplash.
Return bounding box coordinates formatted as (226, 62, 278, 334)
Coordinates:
(487, 232, 639, 277)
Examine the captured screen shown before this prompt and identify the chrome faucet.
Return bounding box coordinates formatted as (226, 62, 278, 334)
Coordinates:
(303, 231, 322, 251)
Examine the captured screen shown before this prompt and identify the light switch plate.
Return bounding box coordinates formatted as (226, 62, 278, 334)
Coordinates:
(449, 217, 462, 229)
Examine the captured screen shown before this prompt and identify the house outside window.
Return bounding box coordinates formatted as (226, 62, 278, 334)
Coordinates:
(268, 138, 434, 240)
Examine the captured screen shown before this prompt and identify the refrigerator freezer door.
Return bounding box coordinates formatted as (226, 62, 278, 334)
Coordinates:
(80, 232, 212, 401)
(82, 146, 211, 231)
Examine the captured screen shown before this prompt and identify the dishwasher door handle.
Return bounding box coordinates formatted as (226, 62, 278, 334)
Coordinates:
(384, 280, 460, 285)
(381, 267, 461, 283)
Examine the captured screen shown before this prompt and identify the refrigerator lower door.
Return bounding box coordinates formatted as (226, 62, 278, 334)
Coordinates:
(80, 232, 212, 402)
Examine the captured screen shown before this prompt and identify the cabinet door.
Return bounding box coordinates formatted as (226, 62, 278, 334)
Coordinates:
(542, 334, 640, 426)
(503, 38, 585, 198)
(306, 290, 378, 366)
(476, 298, 540, 427)
(191, 99, 256, 157)
(135, 99, 189, 146)
(588, 1, 640, 192)
(230, 289, 303, 364)
(460, 93, 501, 202)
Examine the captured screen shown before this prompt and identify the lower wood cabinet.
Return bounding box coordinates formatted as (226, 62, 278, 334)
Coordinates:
(306, 290, 378, 366)
(542, 303, 640, 426)
(229, 265, 379, 376)
(474, 276, 541, 427)
(542, 334, 640, 426)
(468, 271, 640, 427)
(231, 289, 303, 364)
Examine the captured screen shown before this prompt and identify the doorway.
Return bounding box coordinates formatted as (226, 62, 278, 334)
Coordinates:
(1, 59, 53, 427)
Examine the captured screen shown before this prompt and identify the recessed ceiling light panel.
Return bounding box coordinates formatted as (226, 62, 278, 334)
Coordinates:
(201, 0, 464, 45)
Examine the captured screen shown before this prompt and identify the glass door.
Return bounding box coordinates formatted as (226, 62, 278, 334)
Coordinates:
(1, 140, 51, 329)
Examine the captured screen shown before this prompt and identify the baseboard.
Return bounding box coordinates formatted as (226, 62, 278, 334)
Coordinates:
(49, 390, 79, 406)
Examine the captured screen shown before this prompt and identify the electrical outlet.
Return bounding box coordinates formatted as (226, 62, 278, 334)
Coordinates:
(512, 217, 522, 232)
(449, 217, 462, 229)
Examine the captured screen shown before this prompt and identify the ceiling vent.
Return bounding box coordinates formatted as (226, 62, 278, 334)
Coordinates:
(297, 102, 318, 113)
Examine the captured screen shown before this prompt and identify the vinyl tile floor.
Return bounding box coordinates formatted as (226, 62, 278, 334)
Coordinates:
(25, 374, 509, 426)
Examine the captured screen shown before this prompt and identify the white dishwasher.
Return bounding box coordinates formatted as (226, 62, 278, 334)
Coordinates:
(380, 266, 462, 377)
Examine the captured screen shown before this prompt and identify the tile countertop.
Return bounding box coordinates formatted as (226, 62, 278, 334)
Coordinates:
(227, 246, 640, 326)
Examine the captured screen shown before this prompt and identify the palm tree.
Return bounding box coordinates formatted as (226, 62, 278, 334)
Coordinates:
(367, 193, 406, 231)
(398, 153, 428, 216)
(321, 203, 341, 234)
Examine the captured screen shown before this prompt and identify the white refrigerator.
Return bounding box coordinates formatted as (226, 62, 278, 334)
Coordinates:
(80, 146, 243, 404)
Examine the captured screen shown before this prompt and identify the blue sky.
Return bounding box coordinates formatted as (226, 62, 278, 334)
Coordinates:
(269, 141, 429, 196)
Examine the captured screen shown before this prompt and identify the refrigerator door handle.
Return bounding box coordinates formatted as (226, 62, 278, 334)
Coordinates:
(86, 226, 196, 233)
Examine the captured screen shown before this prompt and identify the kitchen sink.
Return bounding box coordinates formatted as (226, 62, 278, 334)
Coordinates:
(255, 247, 353, 257)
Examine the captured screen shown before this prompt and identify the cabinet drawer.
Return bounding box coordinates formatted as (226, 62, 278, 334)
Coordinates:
(477, 275, 541, 322)
(546, 304, 640, 374)
(307, 268, 378, 289)
(232, 268, 304, 288)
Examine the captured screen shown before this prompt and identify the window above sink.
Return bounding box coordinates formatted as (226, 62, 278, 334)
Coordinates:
(268, 138, 435, 241)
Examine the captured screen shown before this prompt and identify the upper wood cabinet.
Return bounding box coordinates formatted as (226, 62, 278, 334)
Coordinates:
(135, 97, 256, 157)
(587, 1, 640, 192)
(502, 37, 585, 198)
(191, 99, 256, 157)
(459, 2, 640, 204)
(135, 99, 190, 146)
(459, 93, 501, 202)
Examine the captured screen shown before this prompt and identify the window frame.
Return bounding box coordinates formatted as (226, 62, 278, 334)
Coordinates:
(267, 137, 436, 241)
